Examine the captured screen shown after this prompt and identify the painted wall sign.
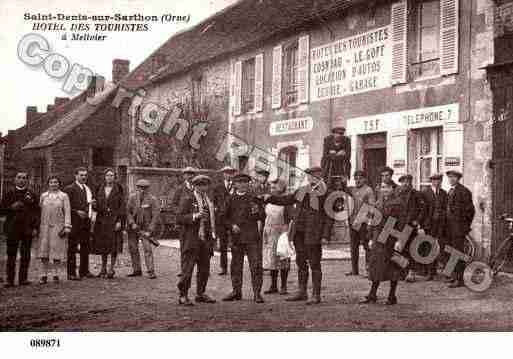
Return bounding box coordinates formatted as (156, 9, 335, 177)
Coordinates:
(269, 117, 314, 136)
(445, 157, 461, 167)
(310, 26, 392, 102)
(345, 103, 459, 135)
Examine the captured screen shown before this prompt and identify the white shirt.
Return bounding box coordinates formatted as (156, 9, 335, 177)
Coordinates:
(76, 181, 93, 218)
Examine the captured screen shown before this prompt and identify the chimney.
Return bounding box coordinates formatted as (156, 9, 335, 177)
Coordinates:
(54, 97, 70, 107)
(86, 75, 106, 98)
(26, 106, 41, 127)
(112, 59, 130, 84)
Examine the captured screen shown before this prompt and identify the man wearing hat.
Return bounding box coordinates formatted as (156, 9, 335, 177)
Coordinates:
(126, 179, 160, 279)
(348, 170, 375, 277)
(395, 174, 425, 283)
(176, 175, 217, 305)
(223, 173, 266, 303)
(420, 173, 448, 281)
(446, 170, 475, 288)
(264, 166, 333, 305)
(213, 166, 237, 275)
(172, 166, 197, 277)
(252, 168, 271, 195)
(321, 126, 351, 185)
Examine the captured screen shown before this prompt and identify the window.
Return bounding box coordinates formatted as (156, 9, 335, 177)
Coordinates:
(283, 41, 299, 106)
(92, 147, 114, 167)
(241, 58, 255, 113)
(415, 127, 443, 191)
(278, 146, 297, 189)
(238, 155, 249, 172)
(192, 74, 203, 111)
(411, 0, 440, 79)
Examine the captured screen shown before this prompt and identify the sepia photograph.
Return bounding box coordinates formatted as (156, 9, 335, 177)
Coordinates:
(1, 0, 513, 353)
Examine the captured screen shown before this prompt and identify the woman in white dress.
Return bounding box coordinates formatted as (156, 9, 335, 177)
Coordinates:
(262, 178, 292, 295)
(38, 176, 71, 284)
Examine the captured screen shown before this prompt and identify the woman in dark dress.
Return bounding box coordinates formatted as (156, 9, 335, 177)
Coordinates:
(92, 169, 125, 279)
(360, 182, 406, 305)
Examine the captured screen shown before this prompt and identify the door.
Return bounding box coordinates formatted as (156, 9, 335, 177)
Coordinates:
(492, 70, 513, 258)
(364, 148, 387, 190)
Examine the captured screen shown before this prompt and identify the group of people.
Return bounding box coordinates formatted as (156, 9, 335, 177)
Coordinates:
(0, 167, 161, 287)
(1, 125, 476, 307)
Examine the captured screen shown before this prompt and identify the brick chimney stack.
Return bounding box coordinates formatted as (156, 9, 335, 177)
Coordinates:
(86, 75, 106, 98)
(112, 59, 130, 84)
(26, 106, 41, 127)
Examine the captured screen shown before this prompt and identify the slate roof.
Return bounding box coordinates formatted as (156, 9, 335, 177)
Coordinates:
(22, 84, 117, 150)
(121, 0, 366, 90)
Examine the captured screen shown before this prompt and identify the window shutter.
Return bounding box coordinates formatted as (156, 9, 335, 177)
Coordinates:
(233, 60, 242, 116)
(391, 1, 408, 85)
(440, 0, 459, 75)
(297, 35, 310, 104)
(272, 45, 282, 109)
(254, 53, 264, 112)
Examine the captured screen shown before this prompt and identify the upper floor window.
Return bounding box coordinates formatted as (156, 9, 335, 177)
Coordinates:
(283, 41, 299, 106)
(241, 58, 255, 113)
(411, 0, 440, 79)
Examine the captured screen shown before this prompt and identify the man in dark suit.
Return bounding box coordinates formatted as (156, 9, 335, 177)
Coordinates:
(321, 126, 351, 185)
(212, 166, 237, 275)
(420, 173, 448, 281)
(396, 174, 425, 283)
(171, 166, 197, 277)
(176, 175, 217, 306)
(0, 171, 39, 287)
(223, 173, 266, 303)
(264, 166, 334, 305)
(446, 170, 475, 288)
(63, 167, 94, 280)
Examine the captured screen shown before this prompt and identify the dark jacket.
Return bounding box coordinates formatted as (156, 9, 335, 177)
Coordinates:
(63, 182, 92, 234)
(395, 186, 424, 229)
(226, 192, 265, 244)
(421, 187, 448, 238)
(212, 181, 233, 230)
(266, 185, 333, 244)
(92, 183, 126, 253)
(176, 190, 215, 254)
(447, 183, 475, 235)
(321, 134, 352, 179)
(172, 181, 193, 209)
(0, 187, 40, 238)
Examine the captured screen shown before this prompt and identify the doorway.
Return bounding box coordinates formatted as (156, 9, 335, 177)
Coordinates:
(361, 133, 387, 189)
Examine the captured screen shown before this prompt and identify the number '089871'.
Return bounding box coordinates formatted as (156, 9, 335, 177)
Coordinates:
(30, 338, 61, 348)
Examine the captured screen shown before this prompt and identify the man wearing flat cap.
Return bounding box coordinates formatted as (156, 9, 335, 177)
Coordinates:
(420, 173, 448, 281)
(176, 175, 217, 305)
(223, 173, 266, 303)
(263, 166, 333, 305)
(321, 125, 352, 186)
(213, 165, 237, 275)
(446, 170, 475, 288)
(172, 166, 198, 277)
(127, 179, 160, 279)
(395, 174, 425, 283)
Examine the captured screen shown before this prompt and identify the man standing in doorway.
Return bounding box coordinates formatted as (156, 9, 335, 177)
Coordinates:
(446, 170, 475, 288)
(1, 171, 39, 287)
(321, 126, 351, 186)
(64, 167, 94, 280)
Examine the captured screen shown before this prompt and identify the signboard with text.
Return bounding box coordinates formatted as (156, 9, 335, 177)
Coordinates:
(310, 26, 392, 102)
(269, 117, 314, 136)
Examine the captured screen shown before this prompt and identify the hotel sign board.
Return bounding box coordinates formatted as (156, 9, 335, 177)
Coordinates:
(310, 26, 392, 102)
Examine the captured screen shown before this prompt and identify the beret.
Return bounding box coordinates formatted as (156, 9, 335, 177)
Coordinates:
(255, 168, 270, 176)
(331, 127, 346, 134)
(398, 174, 413, 182)
(353, 170, 367, 178)
(218, 165, 237, 173)
(379, 166, 394, 175)
(191, 174, 212, 185)
(232, 173, 252, 183)
(136, 179, 150, 187)
(446, 170, 462, 178)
